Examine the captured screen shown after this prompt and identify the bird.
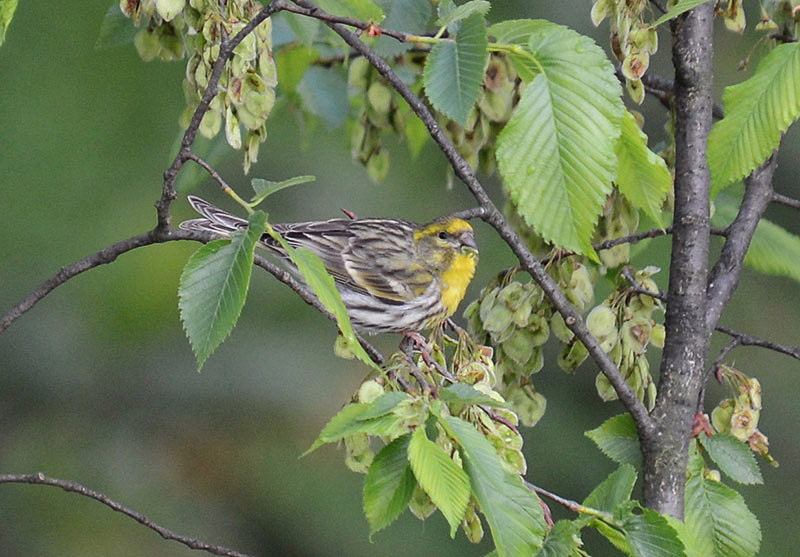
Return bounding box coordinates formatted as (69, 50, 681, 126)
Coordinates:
(180, 195, 479, 334)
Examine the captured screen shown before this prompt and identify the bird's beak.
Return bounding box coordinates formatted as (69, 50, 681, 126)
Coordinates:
(459, 232, 478, 256)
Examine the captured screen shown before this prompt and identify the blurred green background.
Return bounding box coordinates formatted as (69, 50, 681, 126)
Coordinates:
(1, 1, 799, 555)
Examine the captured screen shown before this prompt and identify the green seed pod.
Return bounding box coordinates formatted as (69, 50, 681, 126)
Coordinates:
(711, 398, 734, 434)
(408, 484, 437, 521)
(731, 405, 759, 441)
(587, 304, 617, 339)
(650, 323, 665, 348)
(551, 312, 574, 343)
(497, 281, 527, 310)
(502, 328, 535, 366)
(478, 286, 500, 324)
(595, 372, 617, 402)
(358, 379, 385, 404)
(558, 339, 589, 372)
(365, 148, 390, 183)
(134, 28, 161, 62)
(344, 432, 373, 473)
(483, 303, 514, 335)
(621, 316, 651, 354)
(461, 499, 484, 544)
(367, 81, 393, 115)
(199, 107, 222, 138)
(566, 265, 594, 311)
(525, 313, 551, 347)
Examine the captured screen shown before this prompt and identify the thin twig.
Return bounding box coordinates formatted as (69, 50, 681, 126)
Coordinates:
(0, 228, 200, 335)
(772, 191, 800, 211)
(288, 0, 655, 435)
(186, 153, 236, 194)
(621, 266, 668, 302)
(715, 325, 800, 361)
(0, 473, 253, 557)
(279, 2, 410, 42)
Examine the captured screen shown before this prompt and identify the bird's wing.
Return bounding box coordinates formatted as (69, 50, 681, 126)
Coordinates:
(271, 219, 433, 302)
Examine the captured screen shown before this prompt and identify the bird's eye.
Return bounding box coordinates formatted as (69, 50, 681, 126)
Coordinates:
(437, 231, 448, 240)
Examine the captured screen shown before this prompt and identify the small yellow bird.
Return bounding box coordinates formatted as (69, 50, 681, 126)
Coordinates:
(181, 195, 479, 333)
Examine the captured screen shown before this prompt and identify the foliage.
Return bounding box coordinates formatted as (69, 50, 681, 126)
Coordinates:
(14, 0, 795, 554)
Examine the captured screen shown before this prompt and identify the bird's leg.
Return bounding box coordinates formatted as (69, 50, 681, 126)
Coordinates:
(400, 334, 437, 396)
(402, 331, 457, 384)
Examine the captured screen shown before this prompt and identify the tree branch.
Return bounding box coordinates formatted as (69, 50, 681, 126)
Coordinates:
(643, 2, 715, 518)
(0, 473, 253, 557)
(772, 191, 800, 211)
(715, 325, 800, 361)
(0, 228, 198, 335)
(286, 0, 655, 434)
(706, 152, 778, 332)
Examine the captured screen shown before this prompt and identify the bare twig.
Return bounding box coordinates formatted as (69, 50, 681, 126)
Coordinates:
(0, 228, 200, 335)
(772, 191, 800, 211)
(186, 153, 236, 195)
(715, 325, 800, 361)
(621, 266, 668, 302)
(0, 473, 253, 557)
(615, 69, 725, 119)
(279, 2, 410, 42)
(288, 0, 655, 436)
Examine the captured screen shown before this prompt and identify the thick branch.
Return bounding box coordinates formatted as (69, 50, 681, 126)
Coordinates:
(287, 0, 654, 434)
(706, 152, 778, 331)
(0, 473, 252, 557)
(643, 2, 715, 518)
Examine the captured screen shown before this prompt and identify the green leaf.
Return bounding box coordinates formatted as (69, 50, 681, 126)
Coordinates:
(615, 110, 670, 228)
(585, 414, 642, 468)
(493, 20, 623, 257)
(623, 508, 687, 557)
(436, 0, 491, 29)
(179, 211, 266, 369)
(423, 12, 488, 126)
(593, 520, 631, 554)
(536, 520, 583, 557)
(0, 0, 18, 46)
(364, 434, 416, 535)
(306, 392, 411, 454)
(297, 66, 349, 129)
(95, 3, 138, 49)
(276, 44, 318, 97)
(713, 198, 800, 284)
(652, 0, 709, 27)
(685, 449, 761, 557)
(268, 223, 380, 370)
(698, 433, 763, 485)
(283, 11, 320, 48)
(709, 43, 800, 192)
(583, 464, 637, 514)
(663, 515, 705, 557)
(315, 0, 384, 22)
(374, 0, 431, 58)
(443, 416, 546, 556)
(250, 175, 316, 206)
(438, 383, 506, 407)
(407, 427, 471, 537)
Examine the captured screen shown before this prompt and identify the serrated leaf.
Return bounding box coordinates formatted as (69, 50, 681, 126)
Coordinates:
(663, 515, 705, 557)
(652, 0, 709, 27)
(615, 110, 670, 228)
(297, 66, 349, 129)
(306, 392, 411, 454)
(585, 414, 643, 468)
(436, 0, 490, 28)
(439, 383, 505, 407)
(250, 175, 316, 206)
(443, 416, 546, 556)
(407, 427, 471, 537)
(374, 0, 431, 57)
(95, 3, 138, 49)
(709, 43, 800, 192)
(623, 508, 686, 557)
(423, 12, 488, 126)
(179, 211, 266, 369)
(0, 0, 18, 46)
(685, 450, 761, 556)
(698, 433, 763, 485)
(316, 0, 383, 21)
(268, 225, 379, 371)
(364, 434, 416, 535)
(493, 20, 623, 257)
(536, 520, 583, 557)
(713, 198, 800, 284)
(593, 520, 631, 554)
(583, 464, 637, 514)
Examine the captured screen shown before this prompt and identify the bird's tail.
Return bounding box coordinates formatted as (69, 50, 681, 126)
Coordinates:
(180, 195, 248, 237)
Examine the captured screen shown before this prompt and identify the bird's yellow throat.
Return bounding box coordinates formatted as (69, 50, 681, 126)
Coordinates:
(439, 251, 478, 317)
